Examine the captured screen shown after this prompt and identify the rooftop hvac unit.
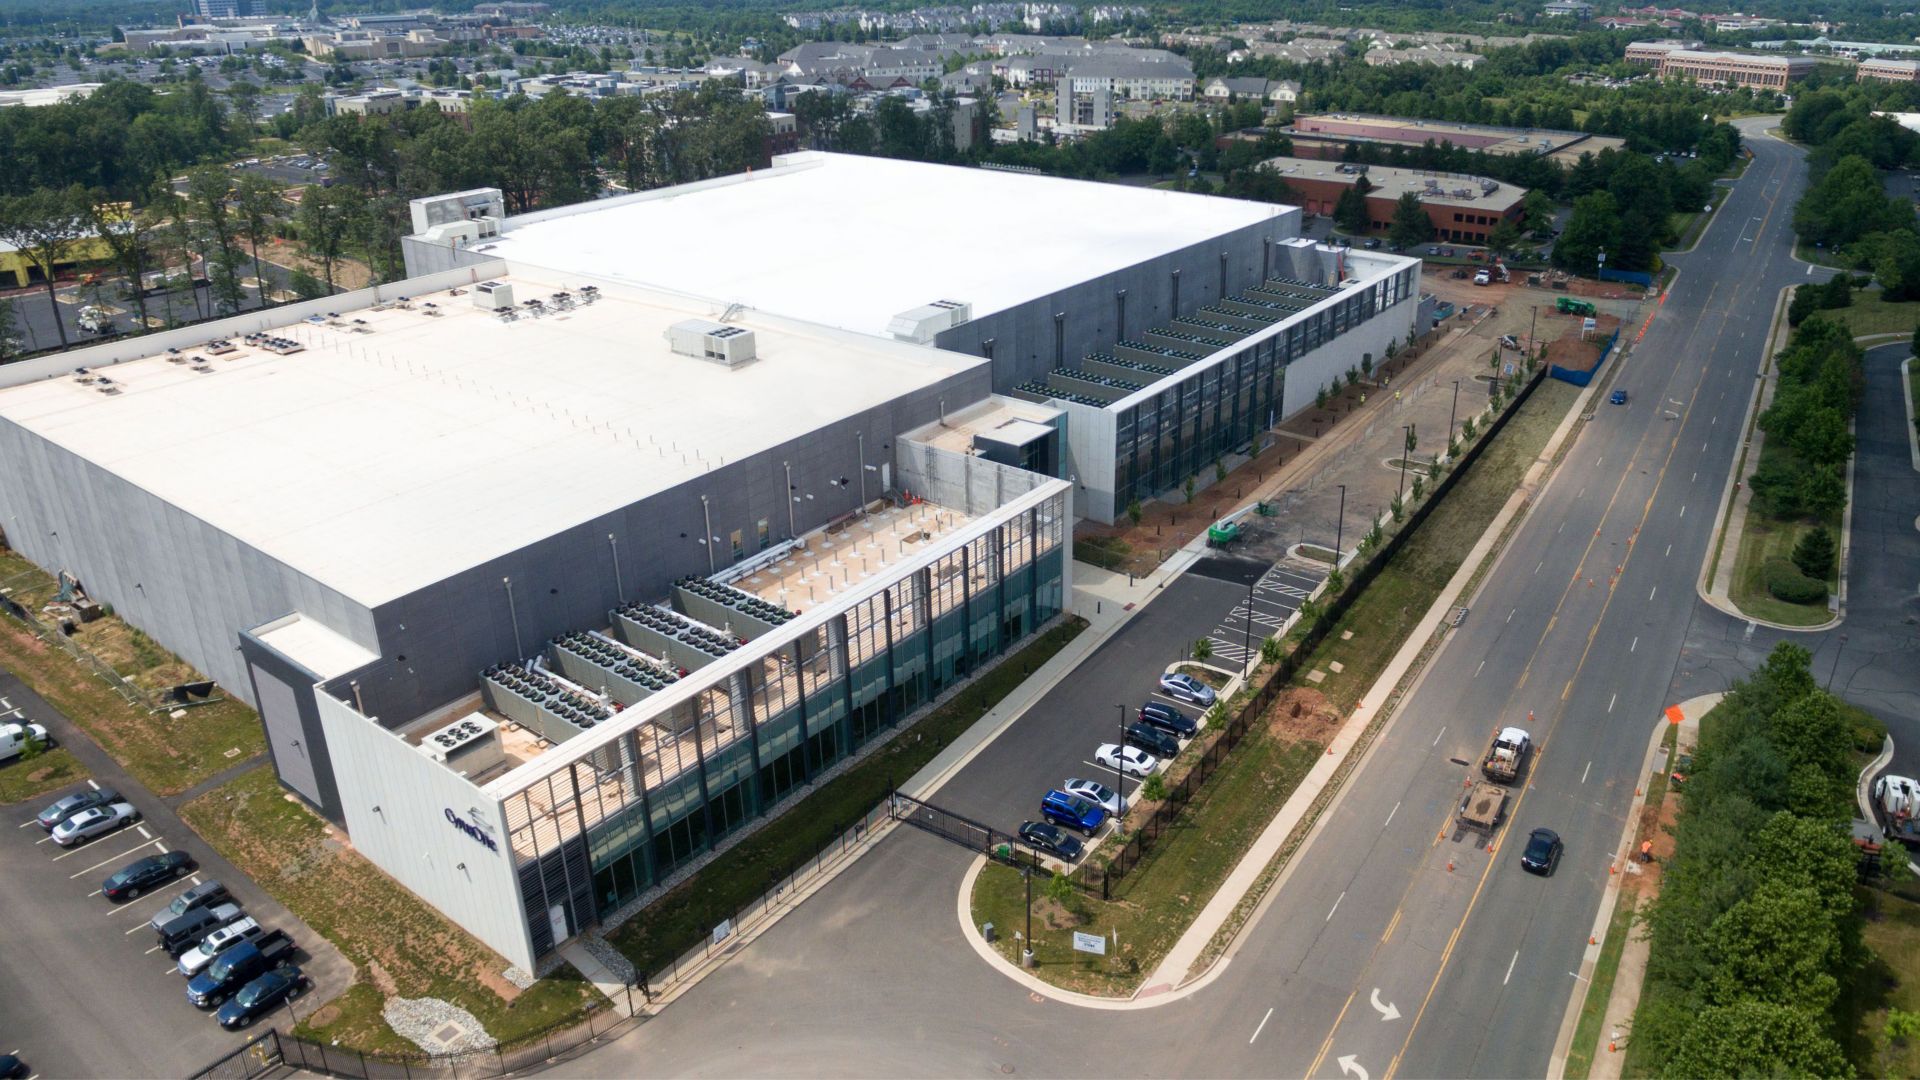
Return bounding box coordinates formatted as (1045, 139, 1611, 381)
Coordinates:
(886, 299, 973, 344)
(667, 318, 758, 366)
(417, 712, 505, 775)
(473, 280, 516, 311)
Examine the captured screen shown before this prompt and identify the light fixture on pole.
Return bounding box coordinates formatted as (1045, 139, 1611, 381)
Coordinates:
(700, 495, 715, 574)
(1334, 483, 1346, 564)
(783, 460, 797, 537)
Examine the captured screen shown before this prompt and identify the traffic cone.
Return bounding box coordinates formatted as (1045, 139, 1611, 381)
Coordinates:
(1447, 859, 1455, 872)
(1589, 936, 1597, 945)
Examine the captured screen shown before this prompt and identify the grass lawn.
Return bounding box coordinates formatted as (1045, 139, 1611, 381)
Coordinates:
(1726, 441, 1838, 628)
(1844, 885, 1920, 1077)
(606, 616, 1087, 979)
(0, 549, 266, 795)
(181, 767, 604, 1055)
(970, 737, 1324, 994)
(0, 746, 88, 806)
(968, 376, 1583, 995)
(1827, 291, 1920, 340)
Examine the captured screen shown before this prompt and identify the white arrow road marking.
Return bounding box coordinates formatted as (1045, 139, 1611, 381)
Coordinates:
(1338, 1054, 1370, 1080)
(1370, 987, 1401, 1022)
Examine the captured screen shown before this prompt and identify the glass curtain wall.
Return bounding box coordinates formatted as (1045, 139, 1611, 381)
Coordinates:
(498, 492, 1070, 943)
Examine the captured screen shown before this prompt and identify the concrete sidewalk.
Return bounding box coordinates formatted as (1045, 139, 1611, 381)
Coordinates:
(1566, 695, 1710, 1080)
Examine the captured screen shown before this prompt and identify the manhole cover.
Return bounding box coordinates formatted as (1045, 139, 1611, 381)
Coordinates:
(425, 1022, 467, 1050)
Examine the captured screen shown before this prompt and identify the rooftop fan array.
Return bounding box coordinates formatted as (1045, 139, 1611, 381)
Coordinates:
(676, 577, 796, 627)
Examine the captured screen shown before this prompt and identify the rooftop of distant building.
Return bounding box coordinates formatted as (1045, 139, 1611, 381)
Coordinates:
(468, 151, 1288, 339)
(1262, 156, 1528, 213)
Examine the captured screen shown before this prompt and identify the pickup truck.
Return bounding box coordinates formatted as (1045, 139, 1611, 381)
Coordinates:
(1456, 780, 1509, 836)
(1481, 727, 1532, 784)
(177, 916, 264, 978)
(186, 930, 295, 1008)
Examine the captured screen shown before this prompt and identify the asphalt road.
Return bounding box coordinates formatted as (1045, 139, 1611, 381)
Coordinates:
(465, 122, 1919, 1078)
(0, 669, 352, 1079)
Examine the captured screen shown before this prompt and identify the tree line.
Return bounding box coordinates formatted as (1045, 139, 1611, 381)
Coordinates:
(1633, 642, 1884, 1077)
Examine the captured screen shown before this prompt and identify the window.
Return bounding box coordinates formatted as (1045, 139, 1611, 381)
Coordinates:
(757, 518, 771, 551)
(730, 529, 745, 561)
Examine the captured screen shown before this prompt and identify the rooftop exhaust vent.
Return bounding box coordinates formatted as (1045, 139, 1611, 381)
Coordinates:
(473, 280, 516, 311)
(667, 318, 758, 366)
(887, 299, 972, 344)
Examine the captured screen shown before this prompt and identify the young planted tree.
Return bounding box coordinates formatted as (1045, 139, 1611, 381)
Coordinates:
(1192, 638, 1212, 663)
(1126, 499, 1143, 527)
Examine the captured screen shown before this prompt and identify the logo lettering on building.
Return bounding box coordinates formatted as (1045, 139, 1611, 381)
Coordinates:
(445, 808, 499, 853)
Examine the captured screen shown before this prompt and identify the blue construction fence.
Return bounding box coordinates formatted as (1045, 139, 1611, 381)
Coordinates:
(1550, 328, 1621, 387)
(1599, 267, 1655, 287)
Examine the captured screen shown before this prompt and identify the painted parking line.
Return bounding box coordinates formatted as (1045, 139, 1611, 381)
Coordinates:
(68, 837, 162, 878)
(1081, 761, 1151, 787)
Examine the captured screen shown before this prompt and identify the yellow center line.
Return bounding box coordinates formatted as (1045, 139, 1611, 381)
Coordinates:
(1380, 279, 1735, 1080)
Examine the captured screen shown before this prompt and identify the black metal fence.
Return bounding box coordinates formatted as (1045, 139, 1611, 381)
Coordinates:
(1101, 365, 1546, 892)
(192, 999, 645, 1080)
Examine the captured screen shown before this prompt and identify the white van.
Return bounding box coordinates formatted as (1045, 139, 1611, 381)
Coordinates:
(0, 722, 52, 762)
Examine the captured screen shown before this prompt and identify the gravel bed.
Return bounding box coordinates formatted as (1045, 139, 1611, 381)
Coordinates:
(579, 931, 635, 985)
(382, 996, 497, 1057)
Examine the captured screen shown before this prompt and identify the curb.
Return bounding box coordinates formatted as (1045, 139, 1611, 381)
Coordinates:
(1903, 358, 1919, 473)
(1694, 286, 1843, 633)
(1860, 734, 1894, 824)
(1546, 695, 1715, 1079)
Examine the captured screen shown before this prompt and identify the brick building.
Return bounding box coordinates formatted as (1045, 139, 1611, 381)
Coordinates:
(1262, 156, 1525, 243)
(1654, 49, 1816, 89)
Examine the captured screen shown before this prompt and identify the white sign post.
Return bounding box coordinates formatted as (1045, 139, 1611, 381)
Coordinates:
(1072, 931, 1106, 956)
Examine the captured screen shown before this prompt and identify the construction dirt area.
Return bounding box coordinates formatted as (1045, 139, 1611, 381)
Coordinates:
(1074, 263, 1652, 577)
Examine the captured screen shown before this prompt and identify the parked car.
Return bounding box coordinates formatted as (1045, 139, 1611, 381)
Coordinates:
(1063, 778, 1123, 816)
(1425, 246, 1439, 255)
(1094, 743, 1158, 777)
(36, 786, 121, 830)
(150, 880, 232, 933)
(0, 721, 52, 763)
(102, 850, 195, 901)
(1138, 701, 1197, 738)
(1520, 827, 1562, 876)
(51, 801, 138, 847)
(159, 902, 244, 958)
(178, 916, 264, 977)
(187, 931, 296, 1008)
(0, 1054, 25, 1079)
(1158, 672, 1216, 706)
(215, 964, 307, 1030)
(1040, 790, 1106, 837)
(1363, 237, 1382, 249)
(1017, 820, 1084, 862)
(1609, 389, 1628, 405)
(1125, 722, 1179, 759)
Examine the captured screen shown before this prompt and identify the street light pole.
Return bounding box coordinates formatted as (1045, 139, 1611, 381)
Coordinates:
(1115, 703, 1128, 813)
(1334, 483, 1347, 563)
(1022, 865, 1034, 969)
(1449, 380, 1461, 446)
(1397, 425, 1411, 500)
(1243, 577, 1254, 675)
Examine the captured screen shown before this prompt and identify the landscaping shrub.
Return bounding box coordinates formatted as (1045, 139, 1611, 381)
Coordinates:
(1791, 528, 1836, 580)
(1763, 557, 1828, 604)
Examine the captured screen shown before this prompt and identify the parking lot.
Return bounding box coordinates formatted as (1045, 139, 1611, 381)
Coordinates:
(0, 674, 351, 1079)
(922, 570, 1252, 868)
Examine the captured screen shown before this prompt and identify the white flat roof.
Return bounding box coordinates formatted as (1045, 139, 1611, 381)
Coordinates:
(0, 269, 981, 607)
(478, 151, 1288, 338)
(252, 613, 381, 679)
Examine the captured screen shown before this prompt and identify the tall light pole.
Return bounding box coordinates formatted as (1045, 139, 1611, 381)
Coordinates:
(1243, 576, 1254, 676)
(1397, 424, 1412, 500)
(1022, 864, 1034, 969)
(856, 432, 867, 514)
(783, 460, 797, 538)
(1115, 703, 1128, 809)
(700, 494, 715, 574)
(1334, 483, 1347, 563)
(1448, 380, 1461, 446)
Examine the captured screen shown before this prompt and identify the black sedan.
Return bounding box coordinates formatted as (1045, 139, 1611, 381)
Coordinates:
(1520, 827, 1562, 876)
(102, 850, 195, 901)
(215, 965, 307, 1030)
(1018, 820, 1084, 863)
(36, 785, 120, 830)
